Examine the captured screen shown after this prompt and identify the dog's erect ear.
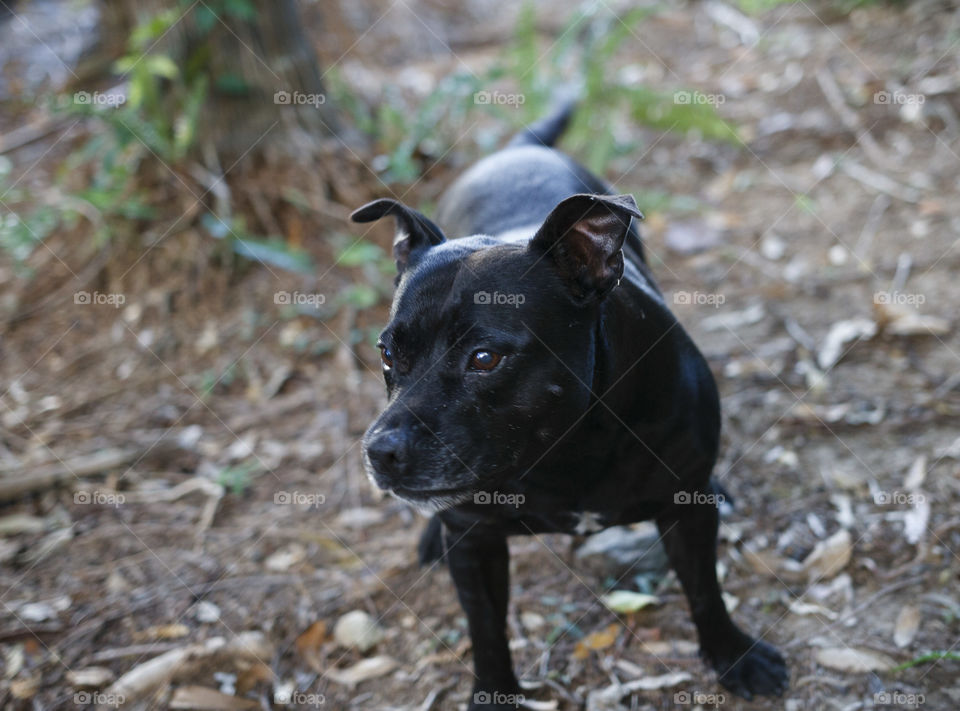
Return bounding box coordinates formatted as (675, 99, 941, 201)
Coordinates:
(350, 198, 447, 274)
(530, 193, 643, 302)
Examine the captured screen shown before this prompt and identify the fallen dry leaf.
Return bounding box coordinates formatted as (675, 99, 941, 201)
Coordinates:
(815, 647, 895, 672)
(574, 624, 620, 660)
(589, 671, 693, 704)
(802, 529, 852, 580)
(295, 621, 327, 659)
(818, 318, 876, 370)
(875, 301, 950, 337)
(169, 685, 258, 710)
(235, 662, 273, 694)
(903, 496, 931, 545)
(327, 656, 397, 688)
(789, 599, 839, 620)
(66, 667, 115, 688)
(743, 547, 805, 581)
(893, 604, 921, 648)
(136, 624, 190, 642)
(639, 640, 699, 657)
(10, 676, 40, 699)
(903, 455, 927, 490)
(601, 590, 659, 614)
(294, 621, 327, 673)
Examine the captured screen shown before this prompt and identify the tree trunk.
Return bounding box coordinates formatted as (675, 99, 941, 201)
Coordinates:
(99, 0, 339, 161)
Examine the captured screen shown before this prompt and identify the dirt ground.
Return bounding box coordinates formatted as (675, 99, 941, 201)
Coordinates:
(1, 0, 959, 709)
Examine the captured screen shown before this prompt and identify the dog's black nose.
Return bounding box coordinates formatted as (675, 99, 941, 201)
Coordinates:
(365, 429, 410, 479)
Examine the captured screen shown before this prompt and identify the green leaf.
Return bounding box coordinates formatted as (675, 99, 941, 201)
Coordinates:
(336, 241, 384, 267)
(129, 9, 181, 51)
(195, 5, 218, 33)
(893, 651, 960, 672)
(224, 0, 256, 21)
(144, 54, 179, 80)
(214, 73, 250, 96)
(600, 590, 660, 614)
(231, 236, 315, 274)
(339, 284, 379, 309)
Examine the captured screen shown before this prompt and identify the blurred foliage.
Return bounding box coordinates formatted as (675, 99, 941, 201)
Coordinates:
(329, 1, 738, 182)
(1, 0, 314, 275)
(736, 0, 899, 13)
(216, 460, 259, 496)
(3, 0, 736, 285)
(507, 3, 738, 173)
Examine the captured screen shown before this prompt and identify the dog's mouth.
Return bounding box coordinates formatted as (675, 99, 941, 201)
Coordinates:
(387, 484, 476, 512)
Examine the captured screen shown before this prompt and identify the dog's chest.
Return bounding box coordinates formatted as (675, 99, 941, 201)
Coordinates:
(492, 496, 666, 536)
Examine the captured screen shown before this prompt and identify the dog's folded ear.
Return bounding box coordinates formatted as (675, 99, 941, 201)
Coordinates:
(350, 198, 447, 275)
(530, 193, 643, 302)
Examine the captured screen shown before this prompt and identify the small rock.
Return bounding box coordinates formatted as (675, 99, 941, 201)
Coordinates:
(664, 218, 724, 254)
(760, 234, 786, 260)
(193, 600, 221, 623)
(520, 612, 545, 631)
(19, 595, 70, 622)
(67, 667, 115, 689)
(575, 523, 669, 579)
(264, 544, 305, 572)
(333, 610, 384, 652)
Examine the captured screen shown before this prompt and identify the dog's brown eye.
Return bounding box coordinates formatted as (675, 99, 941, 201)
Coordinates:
(380, 346, 394, 370)
(469, 350, 502, 371)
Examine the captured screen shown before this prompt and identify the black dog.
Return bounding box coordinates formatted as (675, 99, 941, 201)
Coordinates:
(351, 103, 787, 709)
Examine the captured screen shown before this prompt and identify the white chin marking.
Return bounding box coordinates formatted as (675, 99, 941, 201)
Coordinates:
(388, 489, 474, 514)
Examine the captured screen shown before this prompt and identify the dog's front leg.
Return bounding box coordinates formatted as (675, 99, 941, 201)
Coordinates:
(441, 519, 520, 710)
(656, 480, 788, 700)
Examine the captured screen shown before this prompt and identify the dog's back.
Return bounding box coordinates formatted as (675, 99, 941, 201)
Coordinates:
(434, 102, 644, 263)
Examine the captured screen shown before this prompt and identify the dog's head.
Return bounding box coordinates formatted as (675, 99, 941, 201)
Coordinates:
(352, 194, 641, 511)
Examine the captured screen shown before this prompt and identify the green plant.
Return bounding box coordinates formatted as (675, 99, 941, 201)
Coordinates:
(506, 2, 738, 173)
(893, 651, 960, 672)
(329, 1, 738, 184)
(0, 1, 288, 269)
(216, 460, 259, 496)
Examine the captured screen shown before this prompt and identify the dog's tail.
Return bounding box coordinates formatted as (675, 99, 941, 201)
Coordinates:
(417, 514, 446, 566)
(507, 94, 578, 149)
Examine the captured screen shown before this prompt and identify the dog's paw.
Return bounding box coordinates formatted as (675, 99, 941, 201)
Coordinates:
(710, 637, 788, 700)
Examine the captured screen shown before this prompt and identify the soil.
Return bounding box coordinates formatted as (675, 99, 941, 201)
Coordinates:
(1, 1, 959, 709)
